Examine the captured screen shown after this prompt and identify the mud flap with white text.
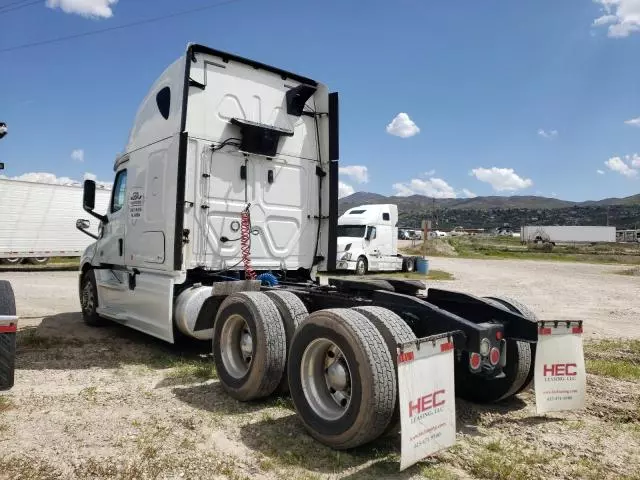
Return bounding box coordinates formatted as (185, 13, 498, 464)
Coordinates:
(397, 333, 457, 471)
(534, 321, 586, 414)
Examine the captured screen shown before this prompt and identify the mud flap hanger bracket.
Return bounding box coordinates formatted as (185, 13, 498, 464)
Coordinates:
(398, 330, 465, 354)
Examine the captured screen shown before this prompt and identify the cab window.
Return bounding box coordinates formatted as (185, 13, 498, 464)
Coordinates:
(111, 169, 127, 213)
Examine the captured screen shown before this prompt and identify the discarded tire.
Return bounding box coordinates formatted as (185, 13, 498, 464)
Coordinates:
(484, 296, 538, 395)
(213, 292, 286, 401)
(0, 280, 17, 391)
(454, 296, 536, 403)
(288, 308, 396, 449)
(352, 306, 416, 435)
(79, 270, 105, 327)
(264, 290, 309, 393)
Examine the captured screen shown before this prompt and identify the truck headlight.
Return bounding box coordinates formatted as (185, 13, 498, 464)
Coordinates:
(341, 252, 352, 261)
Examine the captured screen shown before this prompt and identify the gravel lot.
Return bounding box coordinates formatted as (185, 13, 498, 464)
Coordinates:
(424, 257, 640, 339)
(0, 259, 639, 480)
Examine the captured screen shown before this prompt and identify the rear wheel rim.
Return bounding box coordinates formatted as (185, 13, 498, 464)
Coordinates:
(220, 314, 253, 379)
(4, 257, 22, 264)
(300, 338, 352, 421)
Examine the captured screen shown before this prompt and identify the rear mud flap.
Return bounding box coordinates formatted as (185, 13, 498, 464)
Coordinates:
(397, 332, 457, 471)
(534, 321, 586, 414)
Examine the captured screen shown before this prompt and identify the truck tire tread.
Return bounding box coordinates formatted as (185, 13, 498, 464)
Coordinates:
(80, 270, 106, 327)
(213, 292, 286, 401)
(264, 290, 309, 393)
(0, 280, 17, 391)
(352, 306, 416, 436)
(484, 296, 538, 395)
(288, 308, 396, 449)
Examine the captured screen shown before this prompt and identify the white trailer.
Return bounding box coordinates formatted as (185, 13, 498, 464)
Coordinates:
(72, 43, 583, 457)
(0, 179, 110, 264)
(335, 204, 418, 274)
(520, 225, 616, 244)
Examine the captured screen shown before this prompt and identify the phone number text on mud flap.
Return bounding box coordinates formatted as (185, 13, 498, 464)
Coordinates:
(410, 422, 447, 445)
(542, 388, 578, 402)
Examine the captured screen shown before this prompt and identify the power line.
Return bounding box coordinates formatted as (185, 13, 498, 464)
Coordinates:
(0, 0, 243, 53)
(0, 0, 40, 14)
(0, 0, 34, 9)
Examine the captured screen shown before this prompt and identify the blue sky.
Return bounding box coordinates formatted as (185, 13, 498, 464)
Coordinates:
(2, 0, 640, 201)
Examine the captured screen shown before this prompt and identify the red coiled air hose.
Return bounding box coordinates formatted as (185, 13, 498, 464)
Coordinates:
(240, 205, 256, 279)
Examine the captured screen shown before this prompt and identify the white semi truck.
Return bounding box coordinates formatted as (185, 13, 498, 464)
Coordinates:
(72, 43, 580, 453)
(0, 179, 110, 264)
(336, 204, 419, 274)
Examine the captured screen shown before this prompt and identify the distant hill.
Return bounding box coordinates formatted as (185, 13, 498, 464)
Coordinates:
(338, 192, 640, 229)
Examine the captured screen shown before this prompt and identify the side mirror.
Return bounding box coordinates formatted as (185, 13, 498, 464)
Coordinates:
(83, 180, 96, 210)
(365, 227, 372, 241)
(83, 180, 108, 224)
(76, 218, 98, 240)
(76, 219, 90, 230)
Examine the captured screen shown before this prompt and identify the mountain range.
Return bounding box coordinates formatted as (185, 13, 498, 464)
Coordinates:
(338, 192, 640, 230)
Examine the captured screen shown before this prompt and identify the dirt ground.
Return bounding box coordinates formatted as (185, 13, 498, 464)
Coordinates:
(1, 259, 639, 480)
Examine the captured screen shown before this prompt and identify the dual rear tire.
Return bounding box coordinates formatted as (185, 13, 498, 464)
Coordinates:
(454, 295, 538, 403)
(212, 290, 309, 401)
(212, 295, 411, 449)
(208, 290, 540, 449)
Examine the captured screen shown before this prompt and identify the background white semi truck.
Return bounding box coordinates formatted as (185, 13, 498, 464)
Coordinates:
(0, 179, 110, 264)
(73, 42, 562, 454)
(336, 204, 419, 274)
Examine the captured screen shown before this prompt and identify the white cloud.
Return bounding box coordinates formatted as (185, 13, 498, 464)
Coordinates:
(71, 148, 84, 162)
(538, 129, 558, 139)
(461, 188, 477, 198)
(392, 177, 457, 198)
(597, 169, 605, 174)
(386, 113, 420, 138)
(338, 181, 355, 198)
(1, 172, 79, 185)
(593, 14, 618, 26)
(605, 156, 638, 177)
(0, 171, 112, 189)
(593, 0, 640, 37)
(471, 167, 533, 192)
(423, 169, 436, 176)
(84, 172, 113, 189)
(339, 165, 368, 184)
(46, 0, 118, 19)
(631, 154, 640, 167)
(624, 117, 640, 126)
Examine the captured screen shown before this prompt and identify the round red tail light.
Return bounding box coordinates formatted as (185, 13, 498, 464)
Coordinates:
(469, 352, 482, 370)
(489, 347, 500, 366)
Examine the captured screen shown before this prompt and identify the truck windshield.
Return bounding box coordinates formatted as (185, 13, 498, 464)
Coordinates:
(337, 225, 366, 238)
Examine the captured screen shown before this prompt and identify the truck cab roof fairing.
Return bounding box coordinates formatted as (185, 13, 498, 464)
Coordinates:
(185, 43, 319, 87)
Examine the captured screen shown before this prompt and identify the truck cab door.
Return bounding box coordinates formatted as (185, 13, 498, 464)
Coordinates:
(366, 226, 380, 270)
(94, 168, 128, 310)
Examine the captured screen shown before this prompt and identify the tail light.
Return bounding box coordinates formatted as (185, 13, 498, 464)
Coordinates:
(469, 352, 481, 370)
(489, 347, 500, 366)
